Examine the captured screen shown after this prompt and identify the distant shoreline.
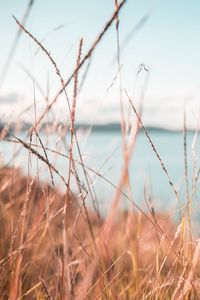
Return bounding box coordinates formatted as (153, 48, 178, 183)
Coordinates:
(0, 122, 196, 134)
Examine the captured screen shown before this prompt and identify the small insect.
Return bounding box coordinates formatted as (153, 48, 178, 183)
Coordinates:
(137, 63, 149, 74)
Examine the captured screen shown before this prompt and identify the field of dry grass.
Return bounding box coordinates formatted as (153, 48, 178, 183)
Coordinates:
(1, 0, 200, 299)
(0, 165, 199, 299)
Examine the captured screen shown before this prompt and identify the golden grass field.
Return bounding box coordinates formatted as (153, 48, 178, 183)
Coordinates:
(1, 0, 200, 299)
(0, 166, 199, 299)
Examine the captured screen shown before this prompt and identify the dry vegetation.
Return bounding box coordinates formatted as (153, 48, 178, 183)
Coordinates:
(1, 0, 200, 299)
(1, 166, 199, 300)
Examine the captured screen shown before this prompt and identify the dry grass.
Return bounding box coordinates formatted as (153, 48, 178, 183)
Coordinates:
(0, 166, 200, 299)
(1, 1, 200, 299)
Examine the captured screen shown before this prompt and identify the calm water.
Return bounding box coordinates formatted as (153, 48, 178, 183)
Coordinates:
(1, 129, 200, 221)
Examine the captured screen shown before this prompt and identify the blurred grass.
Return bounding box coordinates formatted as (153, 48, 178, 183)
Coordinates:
(1, 1, 200, 299)
(0, 166, 199, 299)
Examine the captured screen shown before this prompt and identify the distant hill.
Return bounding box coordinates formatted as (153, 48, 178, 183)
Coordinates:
(75, 123, 184, 133)
(0, 121, 194, 134)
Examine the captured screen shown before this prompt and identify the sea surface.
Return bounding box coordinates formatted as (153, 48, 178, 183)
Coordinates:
(1, 129, 200, 222)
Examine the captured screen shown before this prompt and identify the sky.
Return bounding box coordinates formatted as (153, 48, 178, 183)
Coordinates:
(0, 0, 200, 129)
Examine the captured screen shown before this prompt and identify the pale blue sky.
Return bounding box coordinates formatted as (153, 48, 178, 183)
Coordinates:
(0, 0, 200, 128)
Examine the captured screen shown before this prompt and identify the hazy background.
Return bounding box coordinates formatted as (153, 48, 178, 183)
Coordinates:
(0, 0, 200, 129)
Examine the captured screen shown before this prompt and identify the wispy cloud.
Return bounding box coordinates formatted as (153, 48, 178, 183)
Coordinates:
(0, 93, 19, 104)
